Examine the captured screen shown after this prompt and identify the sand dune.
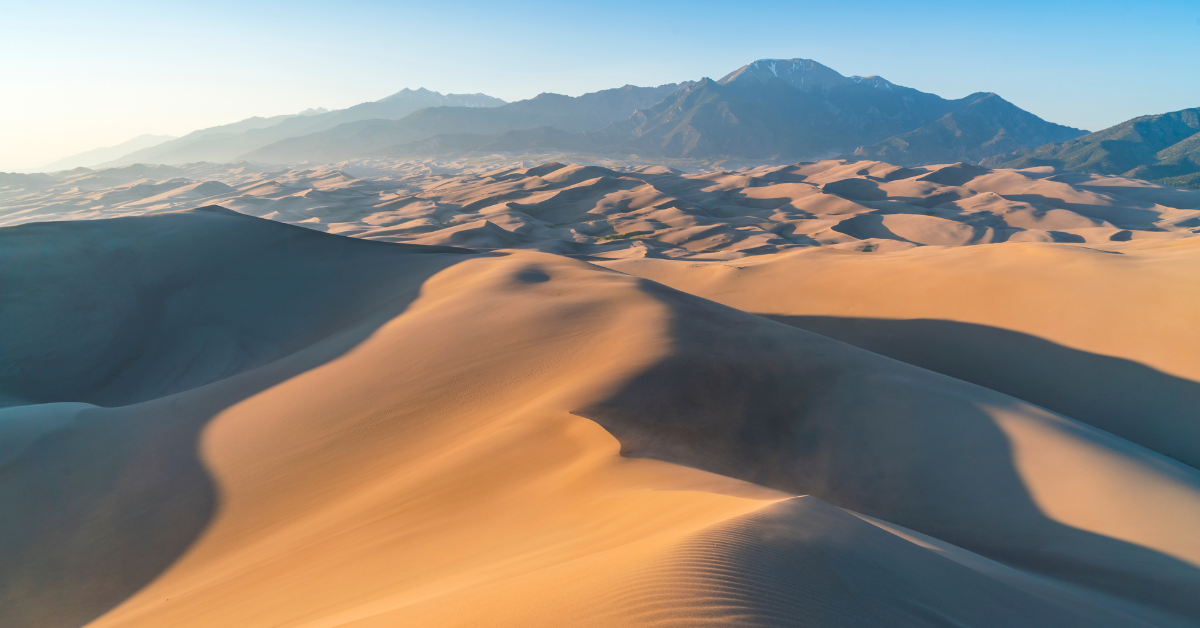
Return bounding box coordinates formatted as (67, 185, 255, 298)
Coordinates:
(1, 206, 1198, 627)
(603, 237, 1200, 469)
(4, 159, 1198, 258)
(4, 159, 1200, 627)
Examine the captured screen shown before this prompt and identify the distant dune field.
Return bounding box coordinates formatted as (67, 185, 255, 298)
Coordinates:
(2, 159, 1199, 628)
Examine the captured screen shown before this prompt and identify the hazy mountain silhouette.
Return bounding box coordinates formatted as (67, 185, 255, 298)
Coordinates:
(39, 134, 176, 171)
(985, 108, 1200, 188)
(243, 84, 683, 163)
(96, 89, 506, 167)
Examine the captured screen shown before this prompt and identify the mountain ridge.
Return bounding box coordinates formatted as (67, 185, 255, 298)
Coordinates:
(93, 89, 507, 168)
(39, 134, 177, 171)
(854, 92, 1087, 164)
(984, 107, 1200, 188)
(243, 83, 684, 163)
(44, 58, 1090, 170)
(363, 60, 1082, 165)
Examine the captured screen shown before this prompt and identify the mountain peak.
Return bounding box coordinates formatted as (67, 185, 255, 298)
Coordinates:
(719, 59, 914, 95)
(717, 58, 849, 90)
(380, 87, 435, 101)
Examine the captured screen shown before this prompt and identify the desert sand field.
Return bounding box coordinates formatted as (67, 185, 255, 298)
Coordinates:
(2, 160, 1199, 627)
(4, 159, 1199, 253)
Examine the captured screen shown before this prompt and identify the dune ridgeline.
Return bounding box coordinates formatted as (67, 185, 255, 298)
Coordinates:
(2, 158, 1200, 628)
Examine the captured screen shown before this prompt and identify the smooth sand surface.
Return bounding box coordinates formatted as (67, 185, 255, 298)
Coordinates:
(3, 161, 1200, 627)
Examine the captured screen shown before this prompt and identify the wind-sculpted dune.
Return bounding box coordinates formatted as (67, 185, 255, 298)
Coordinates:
(3, 160, 1200, 627)
(603, 236, 1200, 469)
(2, 158, 1198, 257)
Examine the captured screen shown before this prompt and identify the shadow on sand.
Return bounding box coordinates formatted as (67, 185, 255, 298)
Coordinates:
(0, 208, 476, 628)
(762, 315, 1200, 470)
(580, 284, 1200, 622)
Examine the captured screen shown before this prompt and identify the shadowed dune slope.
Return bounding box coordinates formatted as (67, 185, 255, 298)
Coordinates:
(1, 214, 1199, 627)
(590, 497, 1161, 628)
(0, 205, 471, 407)
(579, 276, 1200, 619)
(601, 238, 1200, 469)
(0, 208, 475, 627)
(763, 316, 1200, 467)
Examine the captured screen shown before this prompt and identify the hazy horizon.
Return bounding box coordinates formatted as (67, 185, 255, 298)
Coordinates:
(3, 0, 1199, 170)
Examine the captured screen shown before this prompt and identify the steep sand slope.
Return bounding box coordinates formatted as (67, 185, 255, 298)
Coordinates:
(2, 212, 1199, 627)
(601, 238, 1200, 469)
(0, 208, 475, 625)
(0, 205, 469, 408)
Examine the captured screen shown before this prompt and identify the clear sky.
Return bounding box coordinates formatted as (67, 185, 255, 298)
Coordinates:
(2, 0, 1199, 170)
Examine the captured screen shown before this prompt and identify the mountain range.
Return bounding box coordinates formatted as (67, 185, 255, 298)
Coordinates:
(597, 59, 1082, 160)
(89, 89, 506, 168)
(984, 108, 1200, 189)
(38, 134, 177, 171)
(277, 59, 1086, 164)
(589, 61, 1082, 161)
(34, 58, 1091, 170)
(851, 92, 1088, 164)
(242, 83, 684, 163)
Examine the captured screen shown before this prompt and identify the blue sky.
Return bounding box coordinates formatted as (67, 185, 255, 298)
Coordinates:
(2, 0, 1198, 169)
